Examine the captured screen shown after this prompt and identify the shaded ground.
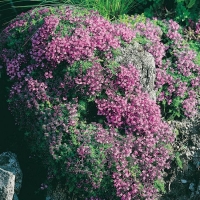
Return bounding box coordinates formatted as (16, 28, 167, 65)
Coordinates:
(0, 73, 47, 200)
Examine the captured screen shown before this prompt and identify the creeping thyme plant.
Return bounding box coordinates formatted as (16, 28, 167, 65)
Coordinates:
(0, 3, 200, 200)
(117, 14, 200, 120)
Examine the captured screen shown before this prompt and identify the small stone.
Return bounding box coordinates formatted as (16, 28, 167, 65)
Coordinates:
(190, 151, 195, 156)
(181, 179, 187, 183)
(197, 184, 200, 191)
(196, 161, 200, 168)
(189, 183, 195, 191)
(186, 151, 192, 158)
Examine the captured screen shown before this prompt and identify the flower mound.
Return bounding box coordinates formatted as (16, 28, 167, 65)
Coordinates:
(0, 5, 175, 199)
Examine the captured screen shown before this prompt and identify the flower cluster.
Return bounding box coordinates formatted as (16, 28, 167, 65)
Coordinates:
(127, 15, 200, 119)
(3, 19, 27, 34)
(166, 19, 183, 44)
(188, 18, 200, 37)
(6, 53, 27, 80)
(195, 19, 200, 34)
(134, 19, 166, 67)
(30, 15, 60, 63)
(1, 5, 189, 200)
(74, 60, 105, 97)
(174, 49, 198, 76)
(44, 12, 137, 65)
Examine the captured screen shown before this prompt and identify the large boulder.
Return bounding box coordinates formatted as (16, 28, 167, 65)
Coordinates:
(0, 152, 22, 199)
(113, 41, 156, 101)
(0, 168, 15, 200)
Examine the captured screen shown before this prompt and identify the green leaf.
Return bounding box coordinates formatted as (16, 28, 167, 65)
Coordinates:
(154, 179, 166, 193)
(162, 100, 166, 105)
(173, 96, 181, 107)
(175, 152, 183, 169)
(186, 0, 196, 8)
(7, 99, 12, 103)
(174, 128, 179, 136)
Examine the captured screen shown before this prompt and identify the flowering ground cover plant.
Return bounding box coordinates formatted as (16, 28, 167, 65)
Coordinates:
(0, 4, 199, 200)
(117, 14, 200, 120)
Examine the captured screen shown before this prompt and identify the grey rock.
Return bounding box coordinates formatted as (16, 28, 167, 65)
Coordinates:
(193, 150, 200, 169)
(0, 168, 15, 200)
(161, 108, 200, 200)
(112, 41, 156, 101)
(0, 152, 23, 195)
(189, 183, 195, 192)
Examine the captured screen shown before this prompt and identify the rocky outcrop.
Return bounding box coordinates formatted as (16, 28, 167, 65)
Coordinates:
(160, 109, 200, 200)
(0, 168, 15, 200)
(113, 41, 156, 101)
(0, 152, 22, 200)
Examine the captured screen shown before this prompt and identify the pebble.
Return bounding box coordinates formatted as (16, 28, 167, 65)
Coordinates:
(181, 179, 187, 183)
(189, 183, 195, 191)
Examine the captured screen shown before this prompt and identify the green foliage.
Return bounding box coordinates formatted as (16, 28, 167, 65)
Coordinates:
(174, 128, 179, 137)
(0, 0, 141, 32)
(129, 165, 141, 178)
(164, 143, 174, 156)
(78, 100, 87, 115)
(129, 0, 200, 28)
(133, 35, 152, 45)
(73, 0, 139, 22)
(154, 179, 166, 194)
(176, 0, 196, 9)
(186, 0, 196, 9)
(131, 0, 164, 18)
(65, 59, 93, 77)
(187, 40, 200, 66)
(103, 59, 120, 76)
(111, 47, 123, 59)
(116, 14, 153, 45)
(175, 152, 183, 169)
(55, 20, 77, 37)
(50, 122, 115, 198)
(174, 0, 200, 25)
(116, 11, 200, 122)
(1, 1, 199, 198)
(175, 2, 190, 23)
(117, 13, 147, 29)
(158, 91, 187, 121)
(70, 133, 80, 146)
(143, 6, 154, 18)
(168, 96, 183, 120)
